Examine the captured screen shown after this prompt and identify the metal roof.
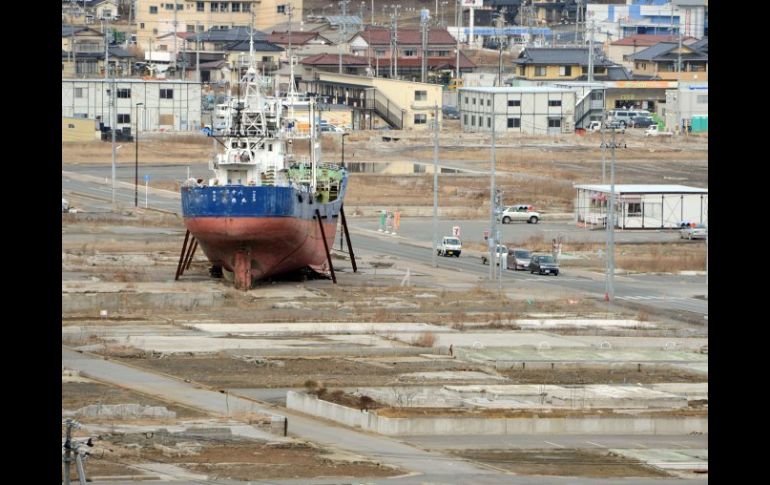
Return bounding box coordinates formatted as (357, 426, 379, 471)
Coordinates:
(574, 184, 708, 194)
(459, 86, 574, 93)
(515, 48, 615, 67)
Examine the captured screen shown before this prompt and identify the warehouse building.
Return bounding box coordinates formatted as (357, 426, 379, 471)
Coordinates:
(574, 184, 708, 229)
(62, 79, 202, 132)
(459, 87, 576, 135)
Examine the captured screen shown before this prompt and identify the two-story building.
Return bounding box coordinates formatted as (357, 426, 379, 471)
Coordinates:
(513, 47, 631, 82)
(625, 40, 707, 82)
(608, 34, 695, 70)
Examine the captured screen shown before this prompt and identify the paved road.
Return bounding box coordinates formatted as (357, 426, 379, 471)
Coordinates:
(403, 434, 708, 451)
(62, 347, 494, 478)
(62, 170, 708, 318)
(94, 477, 706, 485)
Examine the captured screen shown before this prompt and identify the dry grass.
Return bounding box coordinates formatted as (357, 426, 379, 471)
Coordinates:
(411, 331, 437, 348)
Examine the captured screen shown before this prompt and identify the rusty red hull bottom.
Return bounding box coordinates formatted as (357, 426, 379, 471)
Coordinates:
(184, 216, 338, 286)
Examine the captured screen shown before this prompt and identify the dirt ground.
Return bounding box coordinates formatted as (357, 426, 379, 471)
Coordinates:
(498, 365, 706, 385)
(62, 381, 209, 419)
(111, 355, 491, 388)
(451, 449, 671, 478)
(102, 435, 402, 480)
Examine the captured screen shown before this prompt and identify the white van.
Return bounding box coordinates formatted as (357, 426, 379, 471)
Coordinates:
(607, 110, 635, 127)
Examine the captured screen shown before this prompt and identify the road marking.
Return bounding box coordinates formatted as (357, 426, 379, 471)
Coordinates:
(585, 441, 607, 448)
(543, 441, 565, 448)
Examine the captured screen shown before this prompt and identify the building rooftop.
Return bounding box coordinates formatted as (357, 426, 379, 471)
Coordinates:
(515, 48, 615, 67)
(460, 86, 575, 93)
(225, 40, 284, 52)
(611, 34, 694, 47)
(574, 184, 708, 194)
(300, 54, 370, 66)
(189, 27, 267, 43)
(267, 31, 331, 45)
(626, 42, 708, 62)
(355, 27, 457, 46)
(62, 78, 202, 85)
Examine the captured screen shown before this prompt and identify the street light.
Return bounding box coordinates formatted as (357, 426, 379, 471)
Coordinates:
(134, 102, 144, 207)
(340, 132, 349, 168)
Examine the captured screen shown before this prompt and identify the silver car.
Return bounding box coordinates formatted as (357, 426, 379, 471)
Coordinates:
(680, 224, 707, 240)
(509, 248, 532, 270)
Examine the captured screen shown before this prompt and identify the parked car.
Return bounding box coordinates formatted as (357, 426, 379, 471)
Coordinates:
(508, 248, 532, 270)
(645, 125, 673, 137)
(481, 244, 508, 265)
(442, 106, 460, 120)
(629, 116, 654, 128)
(588, 121, 602, 132)
(605, 120, 626, 133)
(529, 254, 560, 276)
(680, 223, 707, 240)
(319, 123, 344, 133)
(607, 109, 634, 127)
(437, 236, 462, 257)
(498, 205, 540, 224)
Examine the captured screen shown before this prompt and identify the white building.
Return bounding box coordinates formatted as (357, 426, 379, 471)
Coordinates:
(459, 87, 576, 135)
(586, 0, 706, 44)
(664, 84, 707, 131)
(574, 184, 708, 229)
(62, 79, 202, 132)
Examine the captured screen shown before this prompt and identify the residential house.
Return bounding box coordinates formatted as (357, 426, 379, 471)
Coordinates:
(94, 0, 120, 19)
(62, 25, 105, 77)
(135, 1, 299, 52)
(223, 39, 284, 82)
(626, 41, 707, 82)
(267, 31, 334, 49)
(513, 48, 631, 82)
(608, 34, 695, 70)
(348, 27, 474, 80)
(299, 54, 372, 77)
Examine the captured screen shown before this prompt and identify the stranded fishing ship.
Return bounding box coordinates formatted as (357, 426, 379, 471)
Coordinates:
(180, 36, 348, 289)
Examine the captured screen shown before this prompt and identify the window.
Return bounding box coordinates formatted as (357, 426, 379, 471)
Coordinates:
(697, 95, 708, 104)
(415, 90, 427, 101)
(471, 115, 475, 126)
(261, 56, 271, 62)
(74, 113, 88, 119)
(153, 28, 158, 35)
(242, 2, 251, 12)
(220, 2, 228, 12)
(74, 88, 84, 98)
(268, 143, 273, 151)
(535, 66, 546, 76)
(472, 98, 476, 105)
(507, 99, 520, 107)
(414, 114, 427, 124)
(177, 3, 183, 10)
(197, 24, 205, 32)
(187, 24, 195, 32)
(463, 114, 468, 124)
(548, 100, 562, 107)
(159, 44, 168, 51)
(140, 22, 145, 29)
(277, 4, 285, 13)
(486, 99, 490, 106)
(559, 66, 572, 76)
(232, 2, 240, 12)
(117, 114, 131, 124)
(211, 2, 218, 11)
(160, 89, 174, 99)
(404, 49, 416, 56)
(68, 124, 76, 129)
(464, 96, 468, 104)
(149, 6, 158, 14)
(197, 2, 204, 12)
(548, 118, 561, 128)
(627, 202, 642, 216)
(487, 117, 491, 128)
(117, 88, 131, 98)
(165, 3, 174, 10)
(507, 117, 520, 128)
(590, 90, 603, 101)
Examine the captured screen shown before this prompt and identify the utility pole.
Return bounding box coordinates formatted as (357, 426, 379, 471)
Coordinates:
(196, 21, 201, 82)
(455, 0, 461, 80)
(110, 40, 117, 206)
(601, 107, 606, 184)
(587, 20, 594, 82)
(432, 104, 439, 268)
(495, 10, 506, 86)
(605, 126, 617, 302)
(371, 0, 374, 26)
(489, 93, 497, 281)
(338, 0, 350, 74)
(420, 10, 429, 83)
(135, 102, 143, 207)
(173, 1, 179, 78)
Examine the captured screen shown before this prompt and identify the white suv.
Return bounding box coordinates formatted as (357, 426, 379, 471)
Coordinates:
(499, 205, 540, 224)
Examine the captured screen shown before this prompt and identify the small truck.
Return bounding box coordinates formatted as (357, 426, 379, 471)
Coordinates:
(437, 236, 462, 257)
(645, 125, 674, 137)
